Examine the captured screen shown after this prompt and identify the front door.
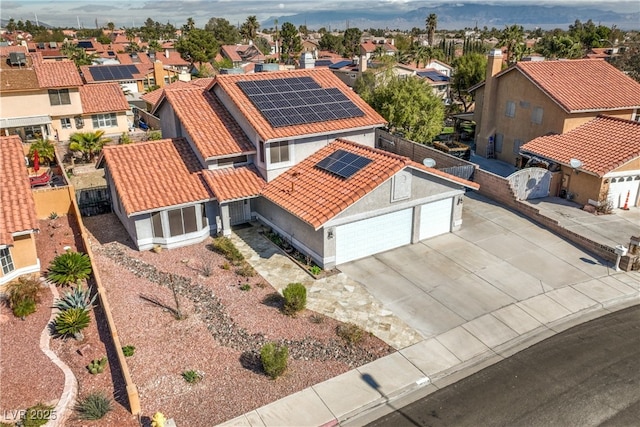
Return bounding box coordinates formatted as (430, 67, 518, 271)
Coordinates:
(229, 200, 250, 225)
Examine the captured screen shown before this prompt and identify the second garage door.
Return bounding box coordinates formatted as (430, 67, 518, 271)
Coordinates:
(608, 175, 640, 208)
(335, 208, 413, 265)
(419, 198, 453, 240)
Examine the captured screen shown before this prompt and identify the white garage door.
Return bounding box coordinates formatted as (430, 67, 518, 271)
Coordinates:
(419, 198, 453, 240)
(608, 175, 640, 208)
(335, 208, 412, 265)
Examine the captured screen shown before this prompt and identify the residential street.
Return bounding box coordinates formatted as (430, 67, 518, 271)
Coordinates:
(368, 305, 640, 427)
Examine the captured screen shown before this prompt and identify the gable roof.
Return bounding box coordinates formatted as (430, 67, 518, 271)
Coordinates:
(214, 68, 387, 142)
(33, 57, 83, 88)
(80, 82, 130, 114)
(161, 87, 256, 159)
(202, 165, 266, 202)
(261, 139, 477, 229)
(220, 44, 265, 63)
(100, 138, 214, 216)
(521, 115, 640, 177)
(0, 135, 39, 245)
(141, 80, 192, 106)
(471, 59, 640, 113)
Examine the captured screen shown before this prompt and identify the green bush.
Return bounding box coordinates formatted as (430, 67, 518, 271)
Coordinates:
(87, 356, 108, 374)
(54, 307, 90, 338)
(239, 283, 251, 291)
(53, 285, 96, 311)
(309, 265, 322, 276)
(182, 369, 203, 383)
(47, 251, 92, 286)
(282, 282, 306, 315)
(211, 237, 244, 265)
(260, 342, 289, 379)
(235, 262, 256, 278)
(336, 323, 365, 346)
(75, 392, 112, 420)
(122, 345, 135, 357)
(148, 130, 162, 140)
(21, 403, 55, 427)
(6, 277, 42, 318)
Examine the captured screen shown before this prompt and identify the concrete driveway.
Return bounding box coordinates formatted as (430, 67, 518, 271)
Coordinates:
(339, 192, 623, 340)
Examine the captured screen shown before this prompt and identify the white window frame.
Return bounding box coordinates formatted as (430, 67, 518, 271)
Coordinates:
(269, 140, 290, 164)
(92, 113, 118, 128)
(60, 117, 72, 129)
(531, 107, 543, 124)
(505, 101, 516, 118)
(0, 247, 15, 275)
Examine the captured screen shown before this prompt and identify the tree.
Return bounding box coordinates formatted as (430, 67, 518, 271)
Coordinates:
(205, 17, 241, 45)
(69, 131, 108, 162)
(410, 45, 444, 68)
(611, 36, 640, 82)
(61, 42, 98, 68)
(497, 24, 525, 64)
(240, 15, 260, 42)
(367, 75, 445, 142)
(319, 33, 343, 54)
(254, 36, 271, 55)
(426, 13, 438, 46)
(28, 139, 56, 164)
(535, 35, 582, 59)
(176, 28, 218, 65)
(280, 22, 302, 64)
(183, 17, 195, 35)
(107, 22, 115, 35)
(124, 27, 136, 43)
(452, 53, 487, 112)
(393, 34, 412, 53)
(343, 27, 362, 58)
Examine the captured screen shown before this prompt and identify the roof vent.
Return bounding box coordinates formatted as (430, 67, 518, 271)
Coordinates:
(8, 52, 27, 66)
(38, 42, 45, 49)
(50, 41, 57, 48)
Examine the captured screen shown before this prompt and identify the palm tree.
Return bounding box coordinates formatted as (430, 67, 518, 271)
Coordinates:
(244, 15, 260, 42)
(498, 24, 525, 65)
(124, 27, 136, 43)
(61, 42, 98, 68)
(69, 131, 108, 163)
(426, 13, 437, 46)
(107, 22, 115, 36)
(29, 139, 56, 165)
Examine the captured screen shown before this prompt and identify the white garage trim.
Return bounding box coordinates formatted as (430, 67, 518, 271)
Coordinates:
(335, 208, 413, 265)
(608, 174, 640, 208)
(419, 198, 453, 240)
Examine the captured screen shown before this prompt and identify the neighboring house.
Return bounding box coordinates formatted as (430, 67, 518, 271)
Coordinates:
(423, 59, 453, 77)
(0, 48, 130, 141)
(100, 68, 477, 268)
(520, 115, 640, 208)
(471, 50, 640, 165)
(220, 44, 265, 69)
(360, 40, 397, 60)
(0, 135, 40, 286)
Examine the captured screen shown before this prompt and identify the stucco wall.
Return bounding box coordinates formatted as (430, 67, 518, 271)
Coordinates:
(611, 157, 640, 174)
(1, 89, 83, 118)
(32, 185, 74, 219)
(561, 167, 603, 206)
(0, 234, 39, 285)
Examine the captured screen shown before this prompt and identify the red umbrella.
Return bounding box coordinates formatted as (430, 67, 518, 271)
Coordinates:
(33, 149, 40, 172)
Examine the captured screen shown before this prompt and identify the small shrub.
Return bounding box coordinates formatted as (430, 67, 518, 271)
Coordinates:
(53, 285, 96, 311)
(336, 323, 365, 346)
(54, 307, 90, 339)
(87, 356, 108, 374)
(260, 342, 289, 379)
(309, 313, 325, 324)
(21, 403, 55, 427)
(201, 261, 213, 277)
(48, 211, 59, 220)
(75, 391, 112, 420)
(151, 412, 167, 427)
(5, 277, 42, 318)
(182, 369, 203, 384)
(309, 265, 322, 276)
(48, 251, 92, 286)
(239, 283, 251, 291)
(235, 262, 256, 278)
(211, 237, 244, 265)
(122, 345, 135, 357)
(255, 281, 266, 289)
(119, 132, 132, 144)
(148, 130, 162, 140)
(282, 282, 306, 315)
(220, 262, 230, 270)
(12, 298, 37, 318)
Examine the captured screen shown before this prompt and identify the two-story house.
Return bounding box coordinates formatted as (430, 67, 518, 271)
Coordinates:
(471, 50, 640, 166)
(1, 47, 130, 141)
(99, 69, 477, 268)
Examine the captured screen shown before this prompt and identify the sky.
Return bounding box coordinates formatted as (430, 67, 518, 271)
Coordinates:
(0, 0, 634, 29)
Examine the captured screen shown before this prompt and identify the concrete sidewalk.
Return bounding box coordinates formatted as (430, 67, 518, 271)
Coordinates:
(222, 197, 639, 427)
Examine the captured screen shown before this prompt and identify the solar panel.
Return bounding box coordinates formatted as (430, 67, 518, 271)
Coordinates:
(88, 65, 137, 81)
(314, 60, 334, 67)
(329, 60, 352, 70)
(316, 149, 373, 179)
(77, 41, 93, 49)
(237, 76, 365, 128)
(417, 70, 450, 82)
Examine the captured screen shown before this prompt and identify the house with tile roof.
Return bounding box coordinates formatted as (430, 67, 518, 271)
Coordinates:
(0, 135, 40, 286)
(220, 44, 266, 69)
(0, 48, 130, 141)
(100, 68, 477, 267)
(471, 50, 640, 166)
(520, 115, 640, 208)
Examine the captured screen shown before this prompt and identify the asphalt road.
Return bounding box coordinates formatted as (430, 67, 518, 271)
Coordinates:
(368, 305, 640, 427)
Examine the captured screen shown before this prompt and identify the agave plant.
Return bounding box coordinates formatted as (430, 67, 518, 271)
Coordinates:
(54, 285, 97, 311)
(54, 307, 91, 339)
(48, 251, 92, 286)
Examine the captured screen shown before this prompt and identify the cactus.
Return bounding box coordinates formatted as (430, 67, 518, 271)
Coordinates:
(87, 356, 108, 375)
(54, 285, 97, 311)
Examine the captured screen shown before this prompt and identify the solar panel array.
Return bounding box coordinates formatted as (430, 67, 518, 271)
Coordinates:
(237, 76, 365, 128)
(77, 41, 93, 49)
(329, 60, 353, 70)
(89, 65, 139, 81)
(315, 149, 372, 179)
(314, 59, 334, 67)
(417, 70, 450, 82)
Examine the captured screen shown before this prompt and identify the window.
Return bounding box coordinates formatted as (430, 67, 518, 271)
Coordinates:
(495, 134, 504, 153)
(531, 107, 543, 124)
(0, 247, 14, 275)
(167, 206, 198, 237)
(513, 139, 524, 154)
(92, 113, 117, 128)
(505, 101, 516, 118)
(217, 155, 247, 167)
(259, 141, 265, 164)
(49, 89, 70, 105)
(269, 141, 289, 164)
(151, 212, 164, 238)
(61, 118, 72, 129)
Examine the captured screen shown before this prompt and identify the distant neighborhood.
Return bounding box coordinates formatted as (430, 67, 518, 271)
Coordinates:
(1, 10, 639, 427)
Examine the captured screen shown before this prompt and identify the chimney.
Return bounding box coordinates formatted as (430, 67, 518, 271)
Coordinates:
(477, 49, 503, 158)
(486, 48, 502, 81)
(165, 48, 170, 58)
(359, 54, 367, 73)
(154, 60, 165, 87)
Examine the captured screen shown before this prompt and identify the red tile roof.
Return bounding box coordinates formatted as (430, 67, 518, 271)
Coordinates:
(220, 44, 265, 63)
(214, 68, 387, 141)
(80, 82, 130, 114)
(33, 57, 83, 88)
(101, 138, 214, 215)
(202, 165, 266, 202)
(261, 139, 476, 229)
(0, 136, 39, 245)
(162, 87, 256, 159)
(0, 45, 28, 56)
(79, 63, 150, 83)
(515, 59, 640, 112)
(156, 50, 189, 67)
(521, 115, 640, 177)
(140, 80, 192, 106)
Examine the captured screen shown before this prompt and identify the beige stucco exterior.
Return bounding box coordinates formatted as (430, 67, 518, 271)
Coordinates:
(0, 233, 39, 286)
